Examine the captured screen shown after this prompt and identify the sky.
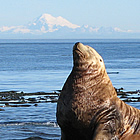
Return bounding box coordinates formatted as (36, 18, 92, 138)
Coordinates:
(0, 0, 140, 31)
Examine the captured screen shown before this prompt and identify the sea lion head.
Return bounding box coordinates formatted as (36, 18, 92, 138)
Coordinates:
(73, 42, 105, 73)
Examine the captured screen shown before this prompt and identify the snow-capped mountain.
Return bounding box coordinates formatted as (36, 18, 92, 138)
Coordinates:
(0, 13, 139, 39)
(27, 13, 80, 33)
(0, 13, 80, 35)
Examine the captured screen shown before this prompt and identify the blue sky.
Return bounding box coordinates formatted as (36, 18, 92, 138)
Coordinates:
(0, 0, 140, 31)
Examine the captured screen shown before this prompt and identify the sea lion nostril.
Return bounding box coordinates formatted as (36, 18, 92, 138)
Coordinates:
(73, 42, 81, 51)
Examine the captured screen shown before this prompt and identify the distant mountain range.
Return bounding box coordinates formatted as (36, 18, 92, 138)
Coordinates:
(0, 13, 140, 39)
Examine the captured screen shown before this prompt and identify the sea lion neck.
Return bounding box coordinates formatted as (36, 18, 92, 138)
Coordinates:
(72, 42, 117, 97)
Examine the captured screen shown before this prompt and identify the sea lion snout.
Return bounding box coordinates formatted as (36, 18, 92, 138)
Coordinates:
(73, 42, 89, 54)
(73, 42, 91, 62)
(73, 42, 85, 50)
(73, 42, 104, 68)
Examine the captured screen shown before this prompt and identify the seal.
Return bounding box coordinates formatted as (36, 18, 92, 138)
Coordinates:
(56, 42, 140, 140)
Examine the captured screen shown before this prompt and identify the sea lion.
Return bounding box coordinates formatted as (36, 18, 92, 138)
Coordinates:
(56, 42, 140, 140)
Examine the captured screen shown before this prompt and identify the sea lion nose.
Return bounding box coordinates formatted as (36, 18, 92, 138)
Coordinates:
(73, 42, 80, 50)
(75, 42, 80, 46)
(73, 42, 85, 51)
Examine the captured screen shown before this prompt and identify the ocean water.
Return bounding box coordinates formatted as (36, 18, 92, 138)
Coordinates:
(0, 39, 139, 140)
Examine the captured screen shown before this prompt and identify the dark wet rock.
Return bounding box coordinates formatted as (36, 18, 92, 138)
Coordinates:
(0, 88, 139, 106)
(27, 98, 37, 102)
(125, 91, 139, 94)
(117, 91, 128, 96)
(0, 90, 59, 105)
(34, 104, 38, 107)
(38, 97, 46, 100)
(5, 103, 31, 107)
(51, 99, 58, 103)
(5, 103, 10, 106)
(120, 94, 128, 98)
(45, 95, 58, 99)
(54, 90, 61, 93)
(0, 108, 5, 111)
(107, 72, 119, 74)
(115, 87, 124, 92)
(23, 136, 46, 140)
(115, 87, 140, 102)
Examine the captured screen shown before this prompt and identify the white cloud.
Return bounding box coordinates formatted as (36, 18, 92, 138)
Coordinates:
(0, 26, 15, 32)
(13, 26, 30, 33)
(14, 28, 30, 33)
(84, 25, 89, 28)
(114, 27, 133, 33)
(0, 25, 30, 34)
(89, 27, 99, 32)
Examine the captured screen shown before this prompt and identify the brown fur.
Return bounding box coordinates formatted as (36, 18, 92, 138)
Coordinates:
(56, 42, 140, 140)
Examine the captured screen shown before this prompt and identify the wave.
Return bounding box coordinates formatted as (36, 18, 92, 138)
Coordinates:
(0, 121, 59, 127)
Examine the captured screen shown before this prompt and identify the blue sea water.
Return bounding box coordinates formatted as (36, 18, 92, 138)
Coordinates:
(0, 39, 139, 140)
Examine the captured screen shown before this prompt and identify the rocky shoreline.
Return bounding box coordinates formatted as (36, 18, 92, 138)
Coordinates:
(0, 88, 139, 111)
